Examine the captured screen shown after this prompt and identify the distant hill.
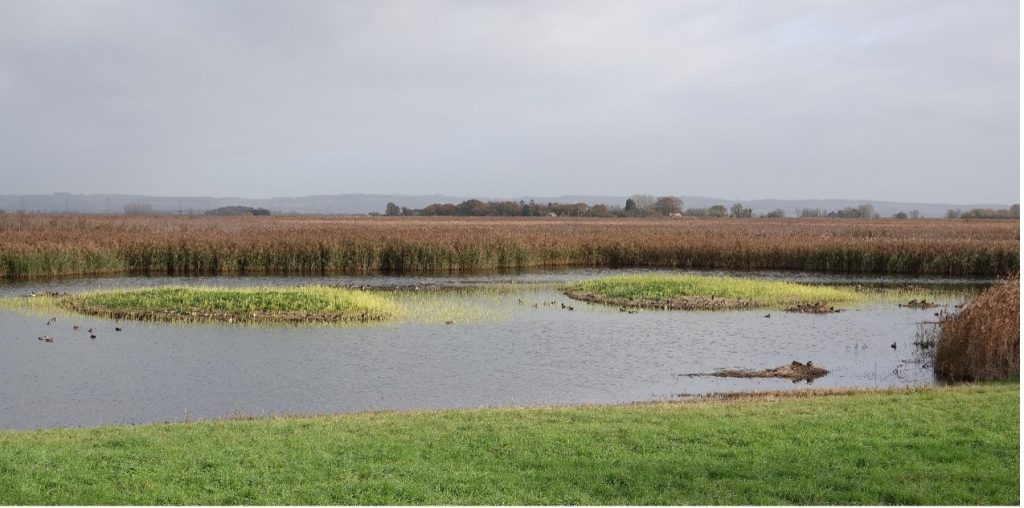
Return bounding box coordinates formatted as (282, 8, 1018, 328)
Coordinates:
(0, 192, 1013, 218)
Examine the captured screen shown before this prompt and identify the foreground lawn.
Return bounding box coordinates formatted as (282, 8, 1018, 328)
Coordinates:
(0, 383, 1017, 504)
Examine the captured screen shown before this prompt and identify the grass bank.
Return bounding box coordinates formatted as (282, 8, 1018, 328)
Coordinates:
(0, 215, 1017, 278)
(0, 383, 1016, 504)
(562, 274, 934, 310)
(54, 286, 400, 324)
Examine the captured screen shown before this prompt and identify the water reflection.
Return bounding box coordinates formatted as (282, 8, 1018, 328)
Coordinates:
(0, 269, 983, 429)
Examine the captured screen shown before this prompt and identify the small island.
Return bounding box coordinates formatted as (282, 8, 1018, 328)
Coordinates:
(561, 274, 865, 311)
(57, 285, 399, 324)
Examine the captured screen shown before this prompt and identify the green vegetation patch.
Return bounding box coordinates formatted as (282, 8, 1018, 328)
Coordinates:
(0, 383, 1017, 504)
(560, 274, 961, 311)
(563, 274, 868, 310)
(58, 285, 400, 324)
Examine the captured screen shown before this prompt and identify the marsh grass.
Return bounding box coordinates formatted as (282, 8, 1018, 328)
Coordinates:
(57, 286, 400, 324)
(562, 274, 958, 310)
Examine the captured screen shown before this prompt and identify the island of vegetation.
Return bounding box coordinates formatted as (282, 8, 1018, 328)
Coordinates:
(561, 274, 873, 310)
(54, 286, 399, 324)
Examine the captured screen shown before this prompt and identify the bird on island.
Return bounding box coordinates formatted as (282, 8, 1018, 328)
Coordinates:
(764, 314, 771, 318)
(115, 327, 122, 332)
(90, 333, 97, 339)
(890, 342, 897, 350)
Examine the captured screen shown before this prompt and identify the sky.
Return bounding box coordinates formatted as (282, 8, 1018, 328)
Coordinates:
(0, 0, 1018, 203)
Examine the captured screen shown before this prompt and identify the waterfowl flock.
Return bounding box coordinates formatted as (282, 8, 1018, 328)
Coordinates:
(35, 319, 120, 344)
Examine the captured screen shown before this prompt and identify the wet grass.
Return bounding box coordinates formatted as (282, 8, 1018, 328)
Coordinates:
(55, 286, 400, 324)
(0, 383, 1016, 504)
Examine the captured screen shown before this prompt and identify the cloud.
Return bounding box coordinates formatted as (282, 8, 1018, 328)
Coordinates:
(0, 0, 1018, 202)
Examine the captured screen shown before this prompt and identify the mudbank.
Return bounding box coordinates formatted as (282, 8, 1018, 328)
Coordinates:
(712, 361, 830, 382)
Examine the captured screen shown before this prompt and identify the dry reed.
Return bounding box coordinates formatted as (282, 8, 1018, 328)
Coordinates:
(934, 274, 1020, 381)
(0, 214, 1017, 278)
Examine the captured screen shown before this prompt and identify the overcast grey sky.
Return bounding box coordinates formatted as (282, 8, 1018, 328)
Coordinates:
(0, 0, 1018, 203)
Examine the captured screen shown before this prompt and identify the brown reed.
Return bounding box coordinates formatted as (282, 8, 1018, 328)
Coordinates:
(934, 274, 1020, 381)
(0, 214, 1018, 278)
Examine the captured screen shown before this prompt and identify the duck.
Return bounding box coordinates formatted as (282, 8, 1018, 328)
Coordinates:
(764, 314, 771, 318)
(890, 342, 897, 350)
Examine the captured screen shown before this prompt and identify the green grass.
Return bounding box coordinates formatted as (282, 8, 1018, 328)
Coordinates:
(0, 383, 1017, 504)
(56, 285, 400, 323)
(562, 274, 949, 309)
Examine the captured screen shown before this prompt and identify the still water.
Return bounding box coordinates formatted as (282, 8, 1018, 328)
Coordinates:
(0, 269, 985, 429)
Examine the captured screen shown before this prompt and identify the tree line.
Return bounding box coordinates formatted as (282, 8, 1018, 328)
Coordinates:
(384, 197, 1021, 219)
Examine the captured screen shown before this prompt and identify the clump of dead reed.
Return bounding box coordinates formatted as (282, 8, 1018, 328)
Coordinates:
(934, 274, 1020, 381)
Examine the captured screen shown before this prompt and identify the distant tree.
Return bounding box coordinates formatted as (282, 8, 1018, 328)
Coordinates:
(857, 203, 878, 219)
(124, 202, 154, 215)
(946, 209, 961, 219)
(960, 206, 1020, 219)
(707, 205, 728, 218)
(206, 206, 259, 216)
(589, 204, 612, 217)
(455, 199, 487, 216)
(630, 194, 656, 211)
(684, 208, 708, 217)
(251, 208, 271, 216)
(799, 208, 824, 218)
(892, 211, 908, 219)
(764, 209, 786, 218)
(401, 207, 415, 216)
(653, 196, 683, 216)
(909, 210, 921, 219)
(730, 203, 752, 218)
(385, 202, 401, 216)
(624, 198, 638, 215)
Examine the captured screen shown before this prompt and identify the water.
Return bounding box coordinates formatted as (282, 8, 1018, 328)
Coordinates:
(0, 269, 984, 429)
